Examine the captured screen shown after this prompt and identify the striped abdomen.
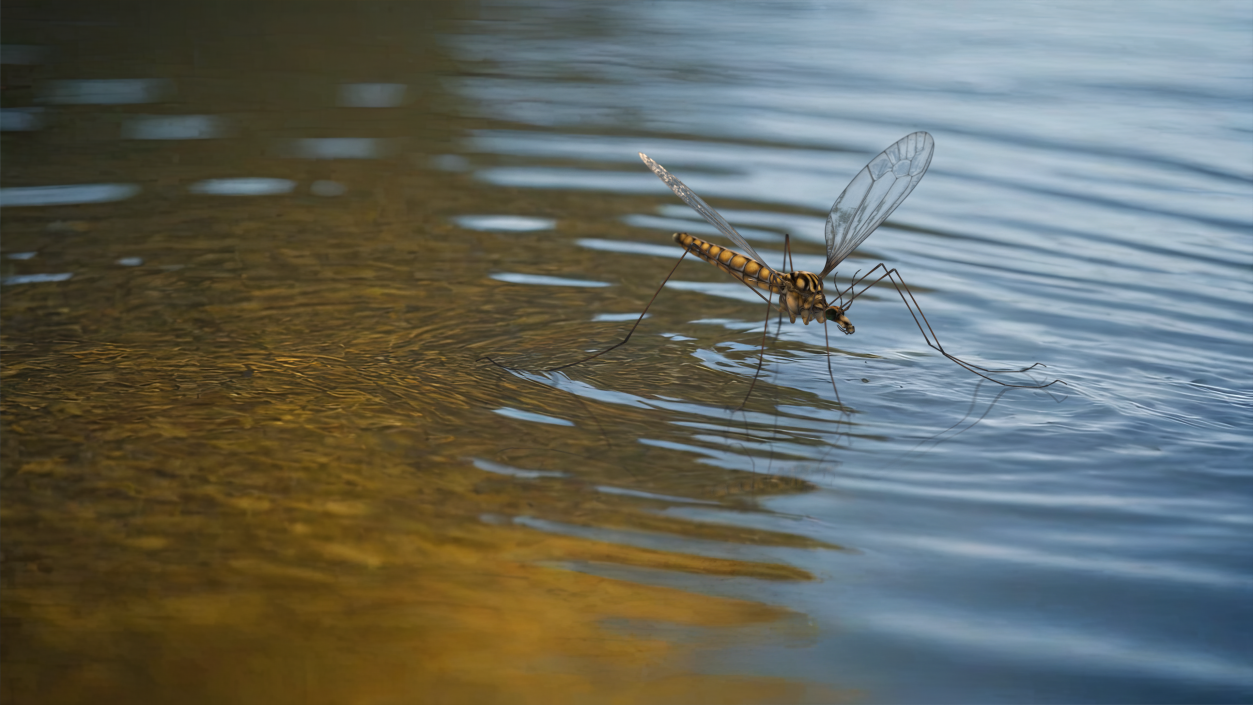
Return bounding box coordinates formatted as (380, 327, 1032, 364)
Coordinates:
(673, 233, 779, 293)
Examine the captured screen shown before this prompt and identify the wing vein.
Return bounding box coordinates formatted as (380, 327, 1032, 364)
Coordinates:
(821, 131, 934, 277)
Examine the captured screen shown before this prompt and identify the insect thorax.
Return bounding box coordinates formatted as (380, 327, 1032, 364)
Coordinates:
(781, 271, 831, 325)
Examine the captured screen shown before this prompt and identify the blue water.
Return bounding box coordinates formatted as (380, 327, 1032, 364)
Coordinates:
(445, 2, 1253, 702)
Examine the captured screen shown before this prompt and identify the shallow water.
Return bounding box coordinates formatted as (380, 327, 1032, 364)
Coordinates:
(2, 2, 1251, 704)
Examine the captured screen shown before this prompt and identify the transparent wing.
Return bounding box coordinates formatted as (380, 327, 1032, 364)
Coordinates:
(821, 131, 934, 277)
(639, 152, 768, 266)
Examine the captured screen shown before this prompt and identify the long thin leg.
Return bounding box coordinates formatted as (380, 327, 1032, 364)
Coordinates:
(764, 284, 788, 473)
(479, 251, 688, 373)
(738, 233, 794, 409)
(821, 318, 843, 407)
(838, 263, 1063, 389)
(739, 273, 778, 410)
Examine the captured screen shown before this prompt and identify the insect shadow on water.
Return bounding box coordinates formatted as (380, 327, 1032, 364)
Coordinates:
(871, 377, 1068, 476)
(494, 364, 801, 483)
(481, 132, 1063, 416)
(488, 324, 830, 489)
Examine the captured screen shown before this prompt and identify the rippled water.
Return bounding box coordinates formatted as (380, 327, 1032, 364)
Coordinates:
(3, 2, 1251, 703)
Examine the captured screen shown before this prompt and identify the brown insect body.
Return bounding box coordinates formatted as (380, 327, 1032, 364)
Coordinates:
(673, 232, 853, 333)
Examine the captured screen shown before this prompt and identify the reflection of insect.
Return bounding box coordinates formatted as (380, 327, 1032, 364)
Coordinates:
(485, 132, 1059, 404)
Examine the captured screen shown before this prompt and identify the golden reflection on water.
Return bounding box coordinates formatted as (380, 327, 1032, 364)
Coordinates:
(1, 4, 850, 703)
(1, 202, 846, 704)
(2, 211, 842, 705)
(1, 195, 844, 703)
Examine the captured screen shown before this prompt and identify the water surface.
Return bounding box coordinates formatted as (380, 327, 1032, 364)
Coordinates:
(2, 3, 1251, 704)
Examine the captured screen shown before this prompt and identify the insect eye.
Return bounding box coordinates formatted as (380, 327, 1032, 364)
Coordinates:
(824, 308, 840, 322)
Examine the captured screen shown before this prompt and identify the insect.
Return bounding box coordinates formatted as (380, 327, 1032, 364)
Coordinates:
(484, 132, 1058, 404)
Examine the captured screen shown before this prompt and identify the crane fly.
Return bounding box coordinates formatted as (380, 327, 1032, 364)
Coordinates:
(484, 131, 1059, 405)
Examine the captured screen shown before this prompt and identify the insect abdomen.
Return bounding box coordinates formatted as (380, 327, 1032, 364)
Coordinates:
(673, 233, 777, 292)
